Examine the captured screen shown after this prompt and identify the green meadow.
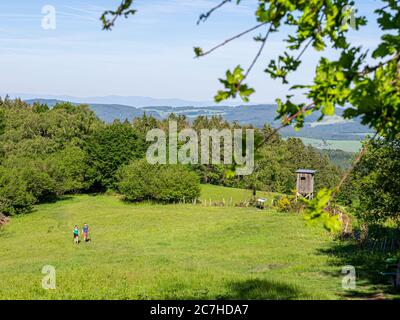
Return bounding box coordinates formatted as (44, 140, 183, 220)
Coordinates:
(298, 138, 362, 153)
(0, 185, 394, 300)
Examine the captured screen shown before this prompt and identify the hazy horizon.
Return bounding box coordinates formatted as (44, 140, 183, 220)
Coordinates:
(0, 0, 382, 104)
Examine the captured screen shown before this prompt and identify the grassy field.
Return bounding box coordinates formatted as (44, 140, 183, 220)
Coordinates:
(198, 184, 275, 205)
(0, 185, 391, 300)
(298, 137, 362, 153)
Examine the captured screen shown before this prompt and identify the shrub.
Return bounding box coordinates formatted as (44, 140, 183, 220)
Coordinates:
(154, 165, 200, 203)
(0, 166, 36, 216)
(117, 159, 156, 201)
(0, 147, 89, 215)
(117, 159, 200, 203)
(275, 195, 293, 212)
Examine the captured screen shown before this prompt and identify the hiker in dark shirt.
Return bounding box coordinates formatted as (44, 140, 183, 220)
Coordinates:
(82, 223, 90, 242)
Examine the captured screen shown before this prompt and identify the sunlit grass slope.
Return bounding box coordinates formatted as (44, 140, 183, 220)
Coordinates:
(0, 185, 345, 300)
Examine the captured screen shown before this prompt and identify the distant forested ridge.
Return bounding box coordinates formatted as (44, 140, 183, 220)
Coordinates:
(24, 98, 373, 141)
(0, 98, 342, 216)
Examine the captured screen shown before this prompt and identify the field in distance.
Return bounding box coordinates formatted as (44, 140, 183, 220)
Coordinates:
(297, 137, 362, 153)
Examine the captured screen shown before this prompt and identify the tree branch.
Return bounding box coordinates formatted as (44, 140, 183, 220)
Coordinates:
(101, 0, 136, 30)
(197, 0, 232, 25)
(243, 24, 274, 80)
(359, 52, 400, 77)
(196, 22, 268, 58)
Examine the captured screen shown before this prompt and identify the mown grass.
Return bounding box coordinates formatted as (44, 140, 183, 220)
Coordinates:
(198, 184, 275, 205)
(0, 185, 351, 300)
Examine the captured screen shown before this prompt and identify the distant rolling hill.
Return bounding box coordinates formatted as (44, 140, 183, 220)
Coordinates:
(24, 98, 161, 121)
(6, 93, 216, 108)
(24, 98, 374, 142)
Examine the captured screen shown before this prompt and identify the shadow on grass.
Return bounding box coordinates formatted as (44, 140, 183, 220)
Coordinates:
(164, 279, 304, 300)
(221, 279, 303, 300)
(317, 240, 400, 299)
(35, 195, 74, 205)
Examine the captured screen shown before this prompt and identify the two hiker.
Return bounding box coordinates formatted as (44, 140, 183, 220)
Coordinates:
(73, 223, 90, 244)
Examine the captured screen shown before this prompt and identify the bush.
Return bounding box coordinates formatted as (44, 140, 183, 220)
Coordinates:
(0, 148, 89, 215)
(117, 159, 156, 201)
(154, 166, 200, 203)
(0, 166, 36, 216)
(117, 159, 200, 203)
(275, 195, 293, 212)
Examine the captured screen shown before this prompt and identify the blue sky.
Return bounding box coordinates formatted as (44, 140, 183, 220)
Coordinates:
(0, 0, 384, 104)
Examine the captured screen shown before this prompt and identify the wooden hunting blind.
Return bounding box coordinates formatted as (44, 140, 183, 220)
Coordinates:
(295, 169, 316, 200)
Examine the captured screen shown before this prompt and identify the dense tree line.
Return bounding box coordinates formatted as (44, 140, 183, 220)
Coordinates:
(0, 98, 101, 215)
(318, 149, 354, 170)
(85, 119, 146, 190)
(339, 137, 400, 226)
(0, 98, 343, 215)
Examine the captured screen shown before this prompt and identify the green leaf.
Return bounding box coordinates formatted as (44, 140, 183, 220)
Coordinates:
(194, 47, 204, 57)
